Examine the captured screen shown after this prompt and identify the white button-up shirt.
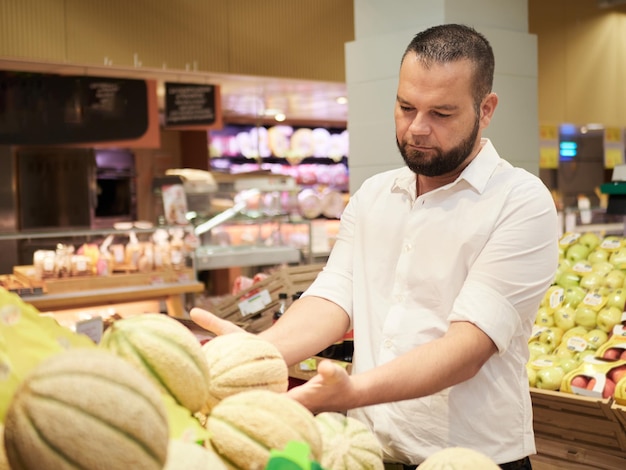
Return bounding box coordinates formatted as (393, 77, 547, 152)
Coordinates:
(303, 139, 559, 464)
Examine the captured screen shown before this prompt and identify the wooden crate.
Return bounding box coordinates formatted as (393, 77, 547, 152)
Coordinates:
(13, 265, 196, 294)
(530, 388, 626, 469)
(211, 263, 325, 328)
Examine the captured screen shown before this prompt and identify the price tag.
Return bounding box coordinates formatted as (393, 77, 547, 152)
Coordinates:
(238, 289, 272, 317)
(75, 316, 104, 344)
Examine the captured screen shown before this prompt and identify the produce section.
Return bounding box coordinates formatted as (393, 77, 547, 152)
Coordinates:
(528, 231, 626, 468)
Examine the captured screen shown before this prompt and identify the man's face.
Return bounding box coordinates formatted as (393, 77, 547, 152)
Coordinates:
(394, 56, 485, 177)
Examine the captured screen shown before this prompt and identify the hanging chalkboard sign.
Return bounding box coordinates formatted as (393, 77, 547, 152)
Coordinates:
(164, 82, 217, 127)
(0, 71, 149, 145)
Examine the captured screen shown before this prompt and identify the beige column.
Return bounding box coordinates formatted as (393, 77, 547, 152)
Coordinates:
(346, 0, 538, 193)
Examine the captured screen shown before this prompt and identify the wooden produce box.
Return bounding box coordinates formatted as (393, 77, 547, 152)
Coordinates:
(530, 388, 626, 469)
(13, 265, 196, 295)
(211, 263, 325, 331)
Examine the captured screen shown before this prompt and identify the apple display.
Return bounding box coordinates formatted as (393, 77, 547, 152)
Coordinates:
(556, 271, 581, 288)
(610, 248, 626, 268)
(583, 329, 609, 350)
(588, 249, 610, 264)
(535, 307, 555, 327)
(605, 288, 626, 310)
(579, 272, 606, 291)
(570, 375, 590, 389)
(538, 326, 564, 351)
(526, 364, 537, 387)
(553, 305, 576, 331)
(575, 349, 596, 363)
(605, 270, 626, 289)
(562, 325, 590, 343)
(528, 340, 552, 359)
(553, 345, 575, 359)
(574, 304, 598, 329)
(601, 347, 622, 360)
(603, 377, 616, 399)
(578, 232, 601, 251)
(608, 364, 626, 384)
(566, 243, 591, 263)
(562, 286, 587, 309)
(559, 357, 580, 374)
(535, 366, 565, 391)
(596, 305, 623, 333)
(590, 261, 614, 276)
(600, 235, 622, 251)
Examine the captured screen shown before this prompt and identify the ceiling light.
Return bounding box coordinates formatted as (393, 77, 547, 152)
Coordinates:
(336, 96, 348, 105)
(274, 113, 286, 122)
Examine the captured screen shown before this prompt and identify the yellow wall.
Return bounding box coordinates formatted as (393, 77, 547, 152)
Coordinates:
(0, 0, 354, 82)
(529, 0, 626, 127)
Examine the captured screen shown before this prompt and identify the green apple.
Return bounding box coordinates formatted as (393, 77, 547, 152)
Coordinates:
(606, 288, 626, 310)
(574, 305, 598, 329)
(590, 261, 615, 276)
(539, 326, 565, 351)
(574, 349, 596, 363)
(579, 232, 602, 251)
(605, 270, 626, 289)
(556, 271, 581, 288)
(559, 357, 580, 374)
(584, 329, 609, 350)
(579, 272, 605, 291)
(566, 243, 591, 263)
(562, 325, 590, 343)
(526, 363, 537, 387)
(535, 366, 565, 391)
(554, 305, 577, 330)
(596, 305, 623, 333)
(528, 340, 552, 360)
(535, 307, 555, 327)
(610, 248, 626, 269)
(541, 286, 565, 311)
(588, 249, 610, 264)
(562, 286, 587, 309)
(600, 235, 622, 251)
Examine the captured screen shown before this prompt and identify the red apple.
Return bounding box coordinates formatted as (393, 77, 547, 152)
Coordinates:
(570, 375, 590, 388)
(586, 377, 597, 390)
(603, 377, 617, 398)
(608, 365, 626, 383)
(603, 348, 622, 360)
(621, 350, 626, 360)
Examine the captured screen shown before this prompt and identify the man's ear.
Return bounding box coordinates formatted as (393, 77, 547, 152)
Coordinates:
(479, 93, 498, 128)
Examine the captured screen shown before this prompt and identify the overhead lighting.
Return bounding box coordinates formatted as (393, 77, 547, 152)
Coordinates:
(274, 113, 286, 122)
(336, 96, 348, 105)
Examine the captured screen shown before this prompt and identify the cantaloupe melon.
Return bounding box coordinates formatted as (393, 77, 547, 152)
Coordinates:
(201, 332, 288, 411)
(315, 412, 384, 470)
(3, 348, 169, 470)
(164, 439, 228, 470)
(99, 313, 210, 412)
(419, 447, 501, 469)
(207, 389, 322, 470)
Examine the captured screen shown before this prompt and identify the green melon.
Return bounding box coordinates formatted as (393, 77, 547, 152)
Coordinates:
(201, 332, 288, 411)
(207, 389, 322, 470)
(3, 348, 169, 470)
(315, 412, 384, 469)
(100, 313, 210, 412)
(164, 439, 228, 470)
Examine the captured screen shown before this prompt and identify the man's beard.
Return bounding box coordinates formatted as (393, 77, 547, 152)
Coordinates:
(396, 116, 480, 177)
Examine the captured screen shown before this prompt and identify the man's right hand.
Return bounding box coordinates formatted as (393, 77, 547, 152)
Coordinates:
(190, 308, 245, 336)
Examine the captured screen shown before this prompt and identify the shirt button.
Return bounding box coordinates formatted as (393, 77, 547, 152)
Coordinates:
(394, 294, 404, 303)
(383, 339, 393, 348)
(404, 243, 412, 252)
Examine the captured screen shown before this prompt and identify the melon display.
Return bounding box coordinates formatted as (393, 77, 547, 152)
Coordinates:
(99, 313, 210, 412)
(418, 447, 500, 469)
(206, 389, 323, 470)
(201, 332, 289, 411)
(164, 439, 227, 470)
(3, 348, 169, 470)
(314, 412, 384, 470)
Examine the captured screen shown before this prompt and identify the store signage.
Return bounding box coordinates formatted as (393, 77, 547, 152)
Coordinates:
(604, 127, 625, 169)
(0, 71, 150, 145)
(164, 82, 218, 127)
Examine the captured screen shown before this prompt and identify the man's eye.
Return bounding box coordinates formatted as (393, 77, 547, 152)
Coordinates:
(433, 112, 451, 118)
(399, 105, 413, 112)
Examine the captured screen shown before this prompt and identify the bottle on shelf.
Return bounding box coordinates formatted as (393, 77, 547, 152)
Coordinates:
(272, 292, 289, 323)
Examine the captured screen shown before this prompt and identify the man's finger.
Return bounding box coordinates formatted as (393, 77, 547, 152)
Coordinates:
(190, 308, 243, 336)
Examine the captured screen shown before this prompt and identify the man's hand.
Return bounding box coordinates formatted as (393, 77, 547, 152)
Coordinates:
(287, 359, 355, 414)
(190, 307, 244, 336)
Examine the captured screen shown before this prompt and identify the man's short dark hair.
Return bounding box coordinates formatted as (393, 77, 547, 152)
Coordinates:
(402, 24, 495, 110)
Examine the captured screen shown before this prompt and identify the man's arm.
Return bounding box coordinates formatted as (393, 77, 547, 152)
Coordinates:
(287, 320, 497, 413)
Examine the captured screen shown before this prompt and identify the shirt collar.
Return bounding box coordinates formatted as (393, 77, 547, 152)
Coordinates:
(392, 138, 501, 197)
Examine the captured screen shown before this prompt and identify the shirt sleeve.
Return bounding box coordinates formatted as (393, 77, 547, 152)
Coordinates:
(447, 174, 560, 354)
